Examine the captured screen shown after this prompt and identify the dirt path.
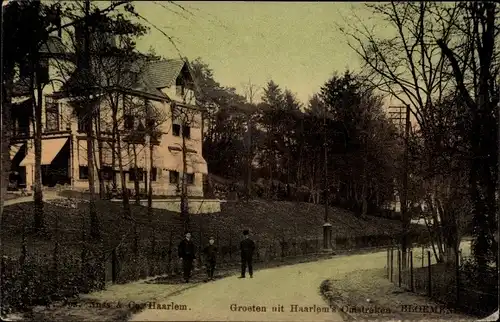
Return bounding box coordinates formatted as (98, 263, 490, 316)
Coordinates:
(129, 257, 344, 321)
(130, 250, 474, 322)
(3, 190, 63, 206)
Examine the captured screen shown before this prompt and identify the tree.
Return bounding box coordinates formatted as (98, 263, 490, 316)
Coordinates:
(1, 0, 67, 233)
(319, 70, 399, 218)
(341, 1, 477, 266)
(57, 0, 148, 238)
(171, 104, 203, 233)
(241, 80, 260, 200)
(436, 2, 499, 271)
(190, 59, 247, 181)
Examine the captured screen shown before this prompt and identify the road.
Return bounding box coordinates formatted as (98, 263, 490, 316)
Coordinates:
(129, 243, 475, 322)
(129, 254, 372, 322)
(3, 190, 63, 206)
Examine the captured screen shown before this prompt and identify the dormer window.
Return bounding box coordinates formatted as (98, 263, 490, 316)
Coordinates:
(176, 85, 185, 97)
(176, 76, 185, 97)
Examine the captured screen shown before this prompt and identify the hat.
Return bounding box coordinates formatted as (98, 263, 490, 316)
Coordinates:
(243, 229, 249, 235)
(209, 236, 215, 240)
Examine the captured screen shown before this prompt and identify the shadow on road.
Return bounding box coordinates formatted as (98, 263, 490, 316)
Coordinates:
(145, 270, 238, 285)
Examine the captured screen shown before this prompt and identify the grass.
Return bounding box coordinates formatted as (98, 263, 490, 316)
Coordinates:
(399, 262, 498, 318)
(1, 196, 425, 319)
(1, 197, 420, 259)
(25, 247, 394, 322)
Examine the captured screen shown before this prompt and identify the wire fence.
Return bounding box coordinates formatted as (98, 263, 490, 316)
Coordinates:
(0, 209, 409, 315)
(0, 223, 396, 314)
(386, 245, 498, 318)
(0, 193, 427, 315)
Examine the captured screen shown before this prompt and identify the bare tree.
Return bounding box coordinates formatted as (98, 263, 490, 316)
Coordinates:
(341, 1, 468, 265)
(241, 80, 260, 200)
(171, 103, 204, 233)
(436, 2, 499, 271)
(54, 1, 149, 230)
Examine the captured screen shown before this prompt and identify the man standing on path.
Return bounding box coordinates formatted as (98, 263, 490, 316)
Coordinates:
(239, 229, 255, 278)
(178, 232, 196, 283)
(202, 236, 218, 281)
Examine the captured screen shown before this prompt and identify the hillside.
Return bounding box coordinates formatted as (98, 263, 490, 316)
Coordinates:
(1, 198, 421, 259)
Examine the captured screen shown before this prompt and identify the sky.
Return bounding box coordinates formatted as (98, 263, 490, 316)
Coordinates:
(133, 1, 383, 105)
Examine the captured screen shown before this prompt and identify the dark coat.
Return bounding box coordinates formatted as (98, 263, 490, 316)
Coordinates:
(203, 244, 218, 262)
(240, 238, 255, 257)
(178, 239, 196, 260)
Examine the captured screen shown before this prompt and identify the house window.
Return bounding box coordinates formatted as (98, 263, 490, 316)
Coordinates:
(182, 125, 191, 139)
(79, 166, 89, 179)
(172, 123, 181, 136)
(77, 111, 86, 132)
(151, 167, 157, 182)
(176, 85, 185, 97)
(124, 114, 135, 130)
(169, 170, 179, 184)
(176, 75, 185, 97)
(15, 116, 30, 136)
(45, 97, 60, 132)
(129, 167, 143, 182)
(102, 166, 113, 181)
(38, 59, 49, 85)
(185, 173, 195, 185)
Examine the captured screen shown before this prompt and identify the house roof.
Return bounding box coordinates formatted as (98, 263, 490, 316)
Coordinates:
(39, 35, 68, 56)
(58, 58, 191, 101)
(142, 59, 186, 89)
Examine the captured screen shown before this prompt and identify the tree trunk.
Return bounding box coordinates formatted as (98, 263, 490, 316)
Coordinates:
(111, 138, 117, 192)
(94, 116, 105, 199)
(245, 114, 252, 201)
(147, 137, 153, 216)
(33, 67, 44, 233)
(86, 105, 99, 239)
(181, 131, 189, 233)
(132, 144, 140, 205)
(83, 0, 99, 240)
(361, 147, 368, 218)
(1, 76, 13, 237)
(113, 97, 130, 217)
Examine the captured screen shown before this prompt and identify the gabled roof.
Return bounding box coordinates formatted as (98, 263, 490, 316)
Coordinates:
(58, 58, 193, 101)
(142, 58, 186, 89)
(39, 35, 69, 56)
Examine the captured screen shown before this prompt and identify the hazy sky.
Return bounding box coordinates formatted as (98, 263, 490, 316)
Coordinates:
(133, 1, 380, 105)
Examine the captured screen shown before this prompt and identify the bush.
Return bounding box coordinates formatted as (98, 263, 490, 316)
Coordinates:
(296, 186, 311, 202)
(0, 252, 105, 315)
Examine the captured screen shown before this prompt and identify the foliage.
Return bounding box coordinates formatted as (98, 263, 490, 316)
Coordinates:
(342, 1, 497, 268)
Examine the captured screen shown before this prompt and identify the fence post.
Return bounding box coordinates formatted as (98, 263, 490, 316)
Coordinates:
(455, 249, 460, 307)
(229, 233, 233, 261)
(398, 249, 401, 287)
(112, 248, 118, 283)
(216, 230, 219, 263)
(386, 248, 390, 278)
(168, 229, 173, 274)
(410, 249, 414, 292)
(20, 222, 27, 266)
(427, 250, 432, 297)
(421, 245, 424, 267)
(390, 247, 394, 282)
(81, 219, 87, 279)
(281, 235, 285, 260)
(198, 228, 203, 269)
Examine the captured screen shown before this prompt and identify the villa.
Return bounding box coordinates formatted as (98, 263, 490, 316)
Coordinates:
(9, 33, 208, 198)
